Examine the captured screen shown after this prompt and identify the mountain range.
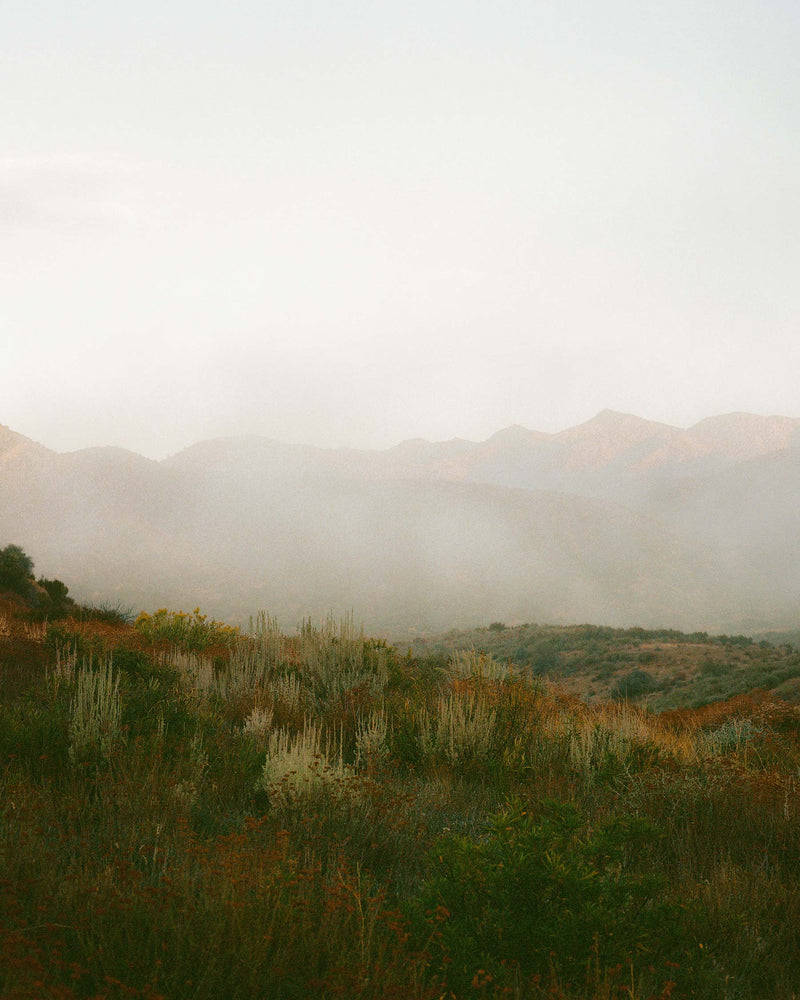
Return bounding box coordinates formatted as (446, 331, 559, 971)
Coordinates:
(1, 410, 799, 636)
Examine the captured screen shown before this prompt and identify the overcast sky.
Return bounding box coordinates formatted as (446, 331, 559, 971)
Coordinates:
(2, 1, 798, 458)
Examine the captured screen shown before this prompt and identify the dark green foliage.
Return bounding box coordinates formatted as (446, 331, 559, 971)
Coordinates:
(30, 576, 76, 619)
(0, 543, 35, 599)
(44, 621, 106, 659)
(0, 699, 71, 778)
(116, 649, 193, 752)
(611, 669, 658, 701)
(388, 709, 423, 771)
(409, 797, 713, 995)
(0, 547, 77, 617)
(38, 576, 69, 604)
(112, 646, 160, 679)
(530, 638, 562, 673)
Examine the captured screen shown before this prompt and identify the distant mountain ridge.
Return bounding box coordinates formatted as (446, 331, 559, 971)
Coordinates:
(371, 410, 800, 490)
(161, 409, 800, 485)
(1, 411, 798, 636)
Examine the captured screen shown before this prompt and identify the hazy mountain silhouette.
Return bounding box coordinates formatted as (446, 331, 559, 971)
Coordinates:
(367, 410, 800, 499)
(0, 412, 796, 635)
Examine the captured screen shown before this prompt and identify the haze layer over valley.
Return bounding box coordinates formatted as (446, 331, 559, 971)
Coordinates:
(2, 410, 798, 637)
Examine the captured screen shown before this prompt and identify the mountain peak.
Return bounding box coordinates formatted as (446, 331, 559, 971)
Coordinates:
(488, 424, 550, 444)
(595, 408, 634, 421)
(590, 409, 676, 429)
(558, 410, 679, 440)
(548, 411, 680, 471)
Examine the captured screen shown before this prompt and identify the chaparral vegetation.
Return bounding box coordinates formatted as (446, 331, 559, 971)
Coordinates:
(2, 551, 800, 999)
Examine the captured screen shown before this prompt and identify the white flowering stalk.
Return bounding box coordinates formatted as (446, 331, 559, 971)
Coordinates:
(269, 671, 305, 712)
(172, 651, 215, 700)
(243, 704, 274, 744)
(69, 656, 121, 759)
(448, 648, 514, 682)
(300, 612, 388, 707)
(355, 708, 390, 768)
(259, 720, 356, 806)
(250, 611, 285, 671)
(48, 643, 78, 695)
(419, 690, 497, 765)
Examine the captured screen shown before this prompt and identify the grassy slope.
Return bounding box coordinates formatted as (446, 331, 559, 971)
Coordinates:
(2, 602, 800, 998)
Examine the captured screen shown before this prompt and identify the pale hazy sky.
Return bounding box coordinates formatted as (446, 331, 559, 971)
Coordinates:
(2, 1, 799, 458)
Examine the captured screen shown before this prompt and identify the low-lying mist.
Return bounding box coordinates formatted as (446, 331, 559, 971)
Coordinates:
(1, 412, 798, 637)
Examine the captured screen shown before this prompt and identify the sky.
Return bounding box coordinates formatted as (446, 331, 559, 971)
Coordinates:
(1, 0, 799, 459)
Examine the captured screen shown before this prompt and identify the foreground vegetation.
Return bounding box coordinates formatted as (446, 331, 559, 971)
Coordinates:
(2, 589, 800, 996)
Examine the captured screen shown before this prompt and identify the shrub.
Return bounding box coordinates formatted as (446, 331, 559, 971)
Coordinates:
(135, 607, 239, 650)
(355, 708, 391, 769)
(611, 668, 657, 701)
(409, 797, 713, 995)
(36, 576, 75, 618)
(258, 720, 358, 808)
(300, 612, 389, 708)
(242, 704, 274, 744)
(448, 647, 514, 682)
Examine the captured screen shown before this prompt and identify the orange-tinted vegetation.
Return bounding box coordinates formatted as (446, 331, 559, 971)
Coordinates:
(2, 596, 800, 999)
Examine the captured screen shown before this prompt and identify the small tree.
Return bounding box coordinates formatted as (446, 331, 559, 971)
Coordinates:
(0, 544, 36, 598)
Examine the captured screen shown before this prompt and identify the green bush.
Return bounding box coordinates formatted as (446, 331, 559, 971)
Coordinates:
(611, 668, 657, 701)
(44, 621, 106, 660)
(0, 544, 35, 599)
(409, 797, 714, 995)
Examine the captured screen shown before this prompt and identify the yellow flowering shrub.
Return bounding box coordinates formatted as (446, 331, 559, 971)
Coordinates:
(134, 607, 239, 650)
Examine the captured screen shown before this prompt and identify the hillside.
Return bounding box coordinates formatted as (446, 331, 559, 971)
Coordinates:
(403, 621, 800, 709)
